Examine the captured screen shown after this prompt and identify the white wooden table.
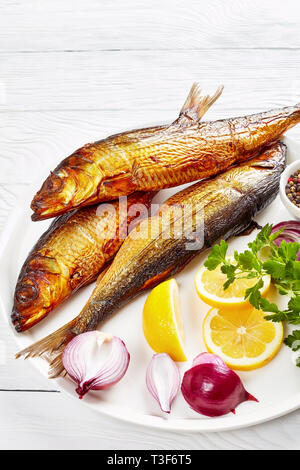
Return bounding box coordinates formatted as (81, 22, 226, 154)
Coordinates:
(1, 0, 300, 450)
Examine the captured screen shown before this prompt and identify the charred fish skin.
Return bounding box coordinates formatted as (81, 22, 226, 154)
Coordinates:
(15, 141, 286, 377)
(31, 83, 298, 221)
(12, 191, 154, 332)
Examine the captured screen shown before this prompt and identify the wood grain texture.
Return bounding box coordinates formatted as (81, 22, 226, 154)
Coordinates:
(1, 0, 300, 450)
(0, 0, 300, 52)
(1, 50, 300, 112)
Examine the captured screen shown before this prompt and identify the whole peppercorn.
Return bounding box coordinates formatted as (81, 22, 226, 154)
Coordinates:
(286, 170, 300, 208)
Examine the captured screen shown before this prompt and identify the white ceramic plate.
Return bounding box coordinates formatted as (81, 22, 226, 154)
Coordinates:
(1, 136, 300, 433)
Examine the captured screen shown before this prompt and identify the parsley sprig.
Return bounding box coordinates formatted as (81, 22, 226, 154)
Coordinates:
(204, 224, 300, 366)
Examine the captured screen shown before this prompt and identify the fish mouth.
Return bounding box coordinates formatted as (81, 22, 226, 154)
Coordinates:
(31, 206, 67, 221)
(11, 304, 49, 332)
(11, 307, 34, 332)
(11, 310, 27, 333)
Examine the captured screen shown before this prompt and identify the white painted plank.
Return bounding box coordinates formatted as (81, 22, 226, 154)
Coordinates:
(1, 0, 300, 52)
(0, 390, 300, 449)
(1, 50, 300, 111)
(0, 184, 25, 232)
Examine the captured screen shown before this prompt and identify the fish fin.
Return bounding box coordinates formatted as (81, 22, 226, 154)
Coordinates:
(102, 172, 134, 193)
(141, 267, 175, 290)
(15, 320, 77, 378)
(178, 83, 224, 122)
(248, 141, 287, 169)
(235, 220, 262, 237)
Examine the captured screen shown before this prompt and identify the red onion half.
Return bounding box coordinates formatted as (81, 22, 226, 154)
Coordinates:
(62, 331, 130, 399)
(181, 353, 257, 417)
(271, 221, 300, 261)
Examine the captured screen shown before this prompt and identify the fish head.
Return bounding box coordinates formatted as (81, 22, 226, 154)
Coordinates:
(31, 146, 103, 220)
(30, 168, 76, 220)
(11, 254, 65, 332)
(31, 167, 101, 221)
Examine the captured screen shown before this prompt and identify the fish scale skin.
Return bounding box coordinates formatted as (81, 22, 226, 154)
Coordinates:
(71, 141, 286, 335)
(31, 104, 300, 220)
(12, 191, 154, 332)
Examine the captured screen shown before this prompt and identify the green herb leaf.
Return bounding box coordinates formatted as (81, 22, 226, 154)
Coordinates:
(245, 279, 264, 310)
(204, 240, 228, 271)
(289, 296, 300, 312)
(238, 250, 260, 271)
(259, 297, 280, 314)
(263, 259, 286, 280)
(278, 241, 300, 263)
(284, 330, 300, 351)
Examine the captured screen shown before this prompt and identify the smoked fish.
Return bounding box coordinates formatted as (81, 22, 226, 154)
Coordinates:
(12, 191, 154, 332)
(17, 141, 286, 375)
(31, 85, 223, 221)
(31, 84, 299, 221)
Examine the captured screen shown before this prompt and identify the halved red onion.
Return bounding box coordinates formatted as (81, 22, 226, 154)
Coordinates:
(181, 353, 257, 417)
(271, 221, 300, 260)
(62, 331, 130, 399)
(146, 353, 180, 413)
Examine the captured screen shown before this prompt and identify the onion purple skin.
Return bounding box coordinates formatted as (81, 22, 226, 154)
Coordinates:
(271, 221, 300, 261)
(181, 363, 258, 417)
(192, 352, 225, 368)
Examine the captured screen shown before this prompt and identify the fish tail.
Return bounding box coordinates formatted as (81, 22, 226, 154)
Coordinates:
(15, 319, 77, 378)
(179, 82, 224, 122)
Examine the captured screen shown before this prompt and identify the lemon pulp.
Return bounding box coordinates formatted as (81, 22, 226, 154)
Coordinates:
(203, 306, 283, 370)
(143, 278, 186, 362)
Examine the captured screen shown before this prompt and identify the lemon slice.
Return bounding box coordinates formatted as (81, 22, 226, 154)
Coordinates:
(203, 306, 283, 370)
(143, 279, 187, 361)
(195, 257, 271, 309)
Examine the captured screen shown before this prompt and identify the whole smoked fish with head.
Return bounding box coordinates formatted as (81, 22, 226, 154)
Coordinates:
(31, 84, 224, 220)
(12, 191, 154, 332)
(31, 84, 300, 220)
(17, 141, 286, 376)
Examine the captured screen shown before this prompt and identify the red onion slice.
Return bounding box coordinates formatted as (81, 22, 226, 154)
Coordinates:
(271, 221, 300, 260)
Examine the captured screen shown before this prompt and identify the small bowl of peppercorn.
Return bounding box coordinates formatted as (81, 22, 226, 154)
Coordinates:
(280, 160, 300, 219)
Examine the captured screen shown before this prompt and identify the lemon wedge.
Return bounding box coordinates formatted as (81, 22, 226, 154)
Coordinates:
(143, 279, 187, 361)
(203, 306, 283, 370)
(195, 257, 271, 309)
